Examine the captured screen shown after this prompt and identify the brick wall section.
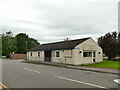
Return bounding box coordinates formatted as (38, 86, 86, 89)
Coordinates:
(13, 54, 27, 59)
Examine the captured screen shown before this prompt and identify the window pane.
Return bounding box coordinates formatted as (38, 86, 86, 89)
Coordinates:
(89, 52, 92, 57)
(38, 52, 40, 57)
(64, 50, 72, 57)
(56, 52, 59, 57)
(93, 52, 95, 57)
(83, 52, 92, 57)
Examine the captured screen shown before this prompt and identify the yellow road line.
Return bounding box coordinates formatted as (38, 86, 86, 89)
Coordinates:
(0, 85, 2, 89)
(0, 82, 9, 90)
(0, 82, 7, 88)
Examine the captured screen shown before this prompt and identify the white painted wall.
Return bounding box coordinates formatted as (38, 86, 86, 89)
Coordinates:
(74, 38, 103, 65)
(52, 50, 73, 64)
(27, 38, 103, 65)
(27, 51, 44, 61)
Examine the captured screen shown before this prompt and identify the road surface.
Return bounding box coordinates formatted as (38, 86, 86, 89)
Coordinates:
(1, 59, 119, 89)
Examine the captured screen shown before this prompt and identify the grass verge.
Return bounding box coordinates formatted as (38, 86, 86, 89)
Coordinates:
(83, 60, 120, 69)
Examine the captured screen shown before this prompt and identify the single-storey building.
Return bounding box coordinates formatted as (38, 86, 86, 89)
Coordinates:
(27, 37, 103, 65)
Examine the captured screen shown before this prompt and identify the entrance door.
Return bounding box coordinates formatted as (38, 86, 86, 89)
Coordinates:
(44, 51, 51, 62)
(93, 52, 96, 62)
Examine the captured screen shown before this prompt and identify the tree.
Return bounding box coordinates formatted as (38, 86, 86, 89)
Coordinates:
(2, 31, 40, 56)
(27, 37, 40, 50)
(16, 33, 29, 54)
(16, 33, 40, 54)
(98, 32, 118, 60)
(2, 31, 17, 57)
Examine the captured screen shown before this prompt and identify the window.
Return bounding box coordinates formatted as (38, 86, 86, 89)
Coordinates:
(83, 52, 92, 57)
(93, 52, 95, 57)
(64, 50, 72, 58)
(56, 52, 60, 57)
(52, 51, 55, 57)
(31, 52, 32, 56)
(38, 52, 40, 57)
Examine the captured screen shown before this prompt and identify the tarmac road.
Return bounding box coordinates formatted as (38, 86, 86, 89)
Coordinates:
(1, 59, 119, 89)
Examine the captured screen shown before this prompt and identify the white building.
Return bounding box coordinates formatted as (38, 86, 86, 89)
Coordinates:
(27, 37, 103, 65)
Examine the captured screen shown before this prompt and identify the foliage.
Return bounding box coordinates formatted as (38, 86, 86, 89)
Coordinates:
(2, 31, 40, 56)
(27, 37, 40, 50)
(98, 32, 118, 60)
(16, 33, 28, 54)
(2, 31, 17, 56)
(16, 33, 40, 54)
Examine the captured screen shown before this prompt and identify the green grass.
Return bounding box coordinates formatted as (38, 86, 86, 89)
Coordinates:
(83, 60, 120, 69)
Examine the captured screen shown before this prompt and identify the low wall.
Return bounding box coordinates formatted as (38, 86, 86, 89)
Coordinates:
(13, 54, 27, 60)
(52, 57, 73, 64)
(28, 57, 44, 62)
(28, 57, 73, 65)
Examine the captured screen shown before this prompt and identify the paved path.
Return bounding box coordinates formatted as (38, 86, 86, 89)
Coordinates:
(1, 59, 119, 89)
(75, 66, 119, 74)
(25, 60, 119, 75)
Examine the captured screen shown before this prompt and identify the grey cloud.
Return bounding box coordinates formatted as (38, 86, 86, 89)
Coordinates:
(30, 1, 117, 33)
(0, 0, 118, 44)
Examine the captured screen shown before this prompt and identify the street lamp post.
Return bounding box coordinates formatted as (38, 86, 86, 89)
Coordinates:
(10, 45, 11, 59)
(9, 38, 13, 59)
(26, 41, 27, 53)
(9, 39, 12, 59)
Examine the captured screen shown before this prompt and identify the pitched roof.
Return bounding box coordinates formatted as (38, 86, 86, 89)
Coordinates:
(29, 37, 90, 51)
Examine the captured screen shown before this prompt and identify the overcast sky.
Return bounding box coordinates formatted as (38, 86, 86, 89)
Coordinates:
(0, 0, 118, 44)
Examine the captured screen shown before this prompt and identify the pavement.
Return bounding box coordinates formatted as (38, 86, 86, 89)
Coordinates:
(1, 59, 120, 89)
(24, 60, 119, 75)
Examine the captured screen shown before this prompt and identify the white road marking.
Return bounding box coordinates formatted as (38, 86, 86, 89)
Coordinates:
(55, 76, 107, 89)
(114, 79, 120, 84)
(24, 68, 41, 73)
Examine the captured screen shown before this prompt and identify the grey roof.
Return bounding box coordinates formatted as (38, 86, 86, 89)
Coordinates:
(29, 37, 90, 51)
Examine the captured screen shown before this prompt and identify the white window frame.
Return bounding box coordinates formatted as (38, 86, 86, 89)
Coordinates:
(83, 52, 92, 57)
(56, 51, 60, 57)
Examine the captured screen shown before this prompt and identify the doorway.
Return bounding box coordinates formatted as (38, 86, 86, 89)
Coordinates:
(93, 59, 95, 62)
(44, 51, 51, 62)
(93, 52, 96, 62)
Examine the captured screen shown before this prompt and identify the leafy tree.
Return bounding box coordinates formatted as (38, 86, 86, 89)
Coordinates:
(27, 37, 40, 50)
(2, 31, 40, 56)
(16, 33, 29, 54)
(2, 31, 17, 57)
(98, 32, 118, 60)
(16, 33, 40, 54)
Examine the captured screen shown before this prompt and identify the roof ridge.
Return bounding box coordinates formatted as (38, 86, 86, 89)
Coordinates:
(29, 37, 91, 51)
(41, 37, 90, 45)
